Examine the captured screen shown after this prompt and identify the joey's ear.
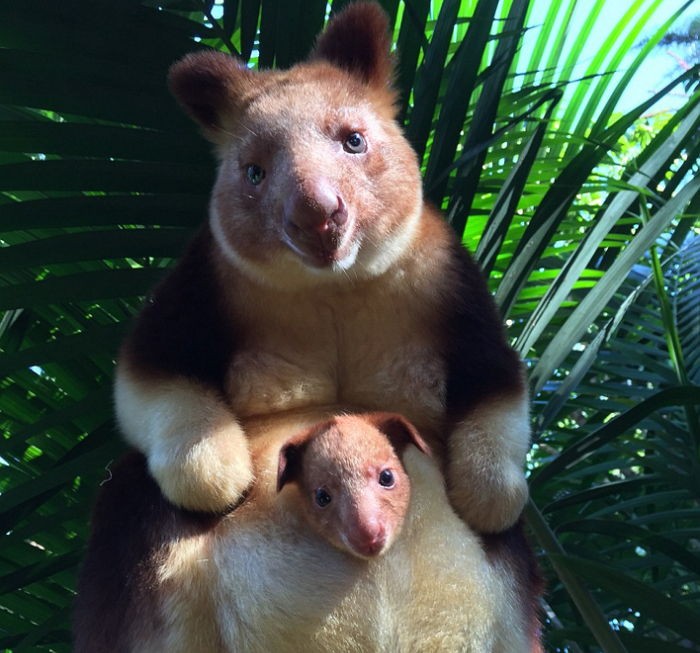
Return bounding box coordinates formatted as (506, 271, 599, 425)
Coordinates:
(367, 413, 432, 457)
(168, 50, 256, 143)
(276, 440, 306, 493)
(277, 420, 336, 492)
(312, 2, 394, 88)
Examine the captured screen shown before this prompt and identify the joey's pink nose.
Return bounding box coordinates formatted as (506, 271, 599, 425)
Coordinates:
(352, 523, 387, 558)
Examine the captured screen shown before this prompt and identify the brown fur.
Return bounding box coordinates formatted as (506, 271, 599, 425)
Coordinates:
(114, 0, 529, 533)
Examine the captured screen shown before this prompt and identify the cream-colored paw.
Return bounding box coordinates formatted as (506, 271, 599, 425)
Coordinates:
(150, 428, 254, 513)
(446, 392, 531, 532)
(446, 461, 528, 533)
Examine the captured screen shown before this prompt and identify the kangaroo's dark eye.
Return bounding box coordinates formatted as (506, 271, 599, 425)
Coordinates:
(378, 469, 395, 488)
(246, 164, 265, 185)
(315, 488, 332, 508)
(344, 132, 367, 154)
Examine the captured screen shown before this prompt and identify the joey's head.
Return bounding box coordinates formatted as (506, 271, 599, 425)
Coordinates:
(276, 413, 430, 559)
(168, 2, 423, 289)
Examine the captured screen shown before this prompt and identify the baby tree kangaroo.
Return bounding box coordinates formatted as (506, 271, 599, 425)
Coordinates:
(114, 1, 531, 533)
(277, 413, 430, 559)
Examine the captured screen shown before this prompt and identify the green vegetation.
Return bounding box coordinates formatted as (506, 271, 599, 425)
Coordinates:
(0, 1, 698, 651)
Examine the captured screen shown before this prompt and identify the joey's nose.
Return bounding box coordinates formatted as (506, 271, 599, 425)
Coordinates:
(353, 522, 387, 557)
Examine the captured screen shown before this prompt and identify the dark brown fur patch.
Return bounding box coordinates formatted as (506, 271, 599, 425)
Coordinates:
(441, 231, 526, 419)
(120, 226, 239, 389)
(483, 520, 545, 653)
(72, 452, 220, 652)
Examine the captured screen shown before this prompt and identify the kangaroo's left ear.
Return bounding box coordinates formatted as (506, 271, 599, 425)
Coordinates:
(312, 1, 395, 89)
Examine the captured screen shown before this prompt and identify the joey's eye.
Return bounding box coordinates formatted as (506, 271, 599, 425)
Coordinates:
(343, 132, 367, 154)
(315, 488, 332, 508)
(245, 164, 265, 185)
(378, 469, 395, 488)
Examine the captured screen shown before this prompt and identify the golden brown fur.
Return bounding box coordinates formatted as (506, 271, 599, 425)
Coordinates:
(83, 4, 545, 650)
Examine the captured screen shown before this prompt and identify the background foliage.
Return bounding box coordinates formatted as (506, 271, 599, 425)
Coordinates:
(0, 1, 698, 651)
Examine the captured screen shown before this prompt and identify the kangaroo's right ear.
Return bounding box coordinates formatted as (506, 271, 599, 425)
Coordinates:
(168, 50, 258, 143)
(312, 2, 394, 90)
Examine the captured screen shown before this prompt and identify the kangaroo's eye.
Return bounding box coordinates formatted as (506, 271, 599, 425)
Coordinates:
(246, 164, 265, 185)
(315, 488, 332, 508)
(378, 469, 395, 488)
(343, 132, 367, 154)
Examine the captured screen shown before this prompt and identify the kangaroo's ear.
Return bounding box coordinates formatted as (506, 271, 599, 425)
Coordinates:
(168, 50, 258, 143)
(366, 413, 432, 457)
(277, 440, 306, 493)
(277, 419, 338, 492)
(312, 2, 395, 89)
